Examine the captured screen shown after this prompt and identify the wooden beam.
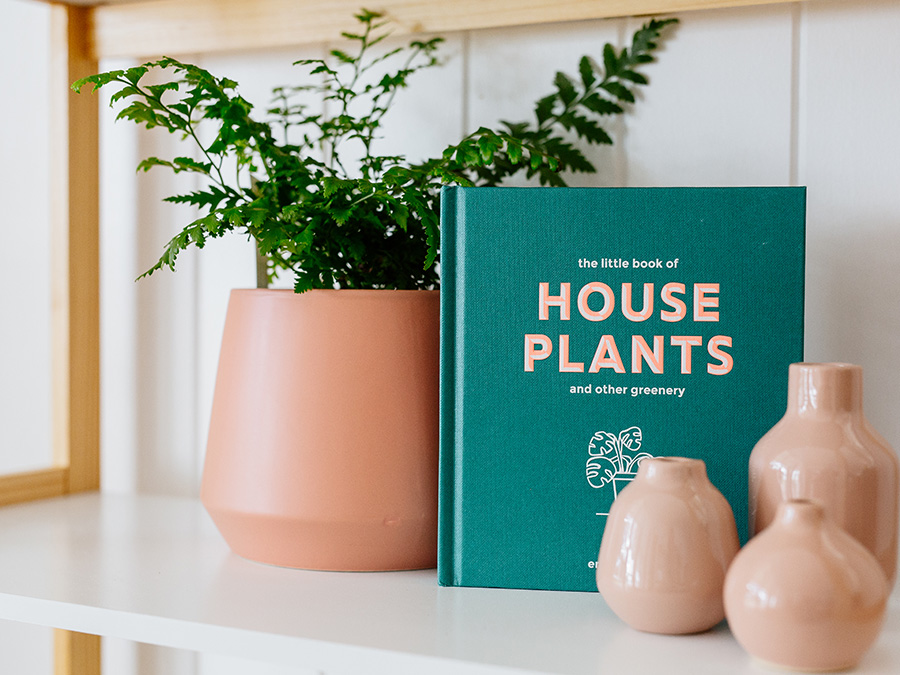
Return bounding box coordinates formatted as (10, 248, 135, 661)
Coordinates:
(49, 9, 104, 674)
(54, 630, 101, 675)
(89, 0, 810, 59)
(49, 5, 101, 494)
(0, 469, 68, 507)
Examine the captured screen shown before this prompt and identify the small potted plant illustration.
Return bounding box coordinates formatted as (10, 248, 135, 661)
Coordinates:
(587, 427, 654, 498)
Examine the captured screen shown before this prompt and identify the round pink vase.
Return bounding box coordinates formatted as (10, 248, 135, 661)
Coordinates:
(596, 457, 740, 634)
(201, 289, 439, 571)
(724, 500, 889, 672)
(749, 362, 899, 586)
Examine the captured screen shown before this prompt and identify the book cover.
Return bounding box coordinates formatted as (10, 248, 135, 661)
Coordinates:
(438, 186, 806, 592)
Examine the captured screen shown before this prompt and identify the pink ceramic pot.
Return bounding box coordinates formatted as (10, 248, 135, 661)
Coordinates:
(596, 457, 740, 634)
(749, 362, 899, 586)
(725, 500, 889, 672)
(201, 289, 439, 571)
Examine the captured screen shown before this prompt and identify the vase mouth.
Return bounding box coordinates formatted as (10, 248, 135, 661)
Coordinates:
(638, 456, 707, 485)
(791, 361, 859, 372)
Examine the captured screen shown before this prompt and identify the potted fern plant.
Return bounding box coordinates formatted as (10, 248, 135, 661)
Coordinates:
(74, 11, 676, 571)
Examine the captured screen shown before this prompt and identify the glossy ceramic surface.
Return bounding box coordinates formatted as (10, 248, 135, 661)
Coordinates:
(596, 457, 740, 634)
(725, 500, 889, 672)
(749, 362, 899, 586)
(201, 289, 439, 571)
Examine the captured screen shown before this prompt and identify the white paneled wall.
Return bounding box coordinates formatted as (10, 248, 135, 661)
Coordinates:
(469, 20, 625, 187)
(0, 0, 53, 475)
(1, 1, 899, 674)
(96, 8, 900, 669)
(101, 1, 900, 509)
(623, 4, 797, 186)
(0, 0, 55, 671)
(799, 0, 900, 438)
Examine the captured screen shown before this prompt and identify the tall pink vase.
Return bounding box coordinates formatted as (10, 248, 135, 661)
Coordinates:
(725, 500, 889, 672)
(201, 289, 439, 571)
(596, 457, 740, 634)
(749, 362, 899, 585)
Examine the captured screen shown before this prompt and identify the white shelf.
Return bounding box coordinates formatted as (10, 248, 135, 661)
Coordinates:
(0, 494, 897, 674)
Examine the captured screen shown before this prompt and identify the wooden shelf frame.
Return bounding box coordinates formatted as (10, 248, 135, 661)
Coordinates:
(37, 0, 815, 60)
(6, 1, 811, 675)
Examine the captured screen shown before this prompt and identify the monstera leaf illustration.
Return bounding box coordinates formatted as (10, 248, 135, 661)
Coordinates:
(588, 431, 620, 458)
(623, 452, 653, 473)
(617, 427, 643, 468)
(618, 426, 642, 453)
(587, 426, 651, 487)
(586, 454, 617, 489)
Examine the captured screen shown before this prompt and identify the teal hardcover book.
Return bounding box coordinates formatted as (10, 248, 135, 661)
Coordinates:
(438, 186, 806, 592)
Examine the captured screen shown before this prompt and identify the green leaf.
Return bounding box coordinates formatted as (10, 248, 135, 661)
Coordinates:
(601, 81, 635, 104)
(476, 132, 503, 163)
(534, 94, 556, 125)
(578, 55, 596, 88)
(146, 82, 181, 98)
(172, 156, 213, 174)
(332, 207, 353, 225)
(123, 65, 150, 85)
(544, 138, 594, 173)
(72, 71, 125, 93)
(554, 72, 578, 106)
(602, 44, 618, 77)
(507, 141, 523, 165)
(136, 157, 173, 173)
(322, 177, 349, 198)
(569, 115, 614, 145)
(330, 49, 356, 64)
(72, 11, 674, 293)
(618, 69, 649, 85)
(582, 93, 624, 116)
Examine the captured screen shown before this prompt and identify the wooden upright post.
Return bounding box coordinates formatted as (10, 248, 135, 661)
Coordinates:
(50, 5, 102, 674)
(50, 3, 101, 491)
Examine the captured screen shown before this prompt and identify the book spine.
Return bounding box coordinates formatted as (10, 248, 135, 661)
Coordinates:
(438, 186, 460, 586)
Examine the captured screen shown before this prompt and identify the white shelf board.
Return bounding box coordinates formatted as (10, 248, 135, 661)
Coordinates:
(0, 494, 897, 674)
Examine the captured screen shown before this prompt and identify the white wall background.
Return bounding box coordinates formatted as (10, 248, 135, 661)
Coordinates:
(101, 0, 900, 500)
(2, 0, 900, 673)
(0, 0, 53, 475)
(0, 0, 56, 672)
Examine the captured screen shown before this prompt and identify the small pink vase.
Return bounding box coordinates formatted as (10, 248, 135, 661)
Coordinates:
(724, 500, 889, 672)
(201, 289, 439, 571)
(749, 362, 899, 586)
(596, 457, 740, 634)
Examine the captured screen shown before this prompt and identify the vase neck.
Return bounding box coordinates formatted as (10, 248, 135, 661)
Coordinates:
(785, 362, 863, 418)
(775, 499, 826, 530)
(637, 457, 707, 489)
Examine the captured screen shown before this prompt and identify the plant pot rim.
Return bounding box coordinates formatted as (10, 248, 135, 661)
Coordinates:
(230, 288, 438, 296)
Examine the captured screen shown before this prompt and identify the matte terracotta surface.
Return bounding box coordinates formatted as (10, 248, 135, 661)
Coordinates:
(725, 500, 889, 672)
(596, 457, 740, 635)
(749, 362, 899, 586)
(201, 289, 439, 571)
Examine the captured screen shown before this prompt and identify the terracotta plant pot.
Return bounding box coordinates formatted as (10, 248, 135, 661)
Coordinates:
(749, 362, 899, 586)
(596, 457, 740, 634)
(725, 500, 889, 672)
(201, 289, 439, 571)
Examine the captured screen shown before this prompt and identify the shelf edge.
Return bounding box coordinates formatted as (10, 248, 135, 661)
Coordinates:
(90, 0, 808, 59)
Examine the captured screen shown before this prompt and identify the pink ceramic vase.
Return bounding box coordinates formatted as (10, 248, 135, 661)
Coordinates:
(749, 362, 899, 586)
(201, 289, 439, 571)
(596, 457, 740, 634)
(724, 500, 889, 672)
